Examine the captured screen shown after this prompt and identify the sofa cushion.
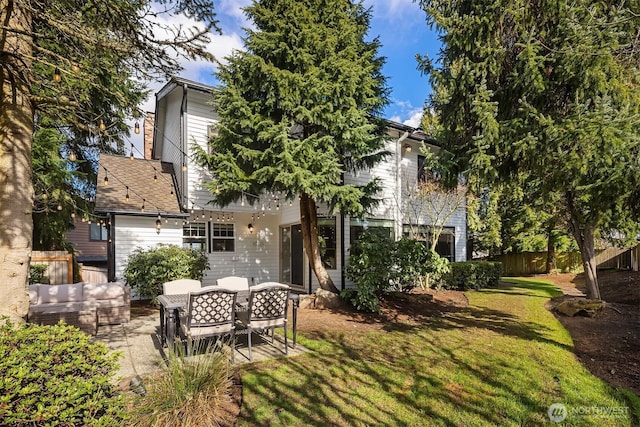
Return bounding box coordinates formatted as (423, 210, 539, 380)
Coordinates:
(37, 283, 84, 304)
(83, 283, 124, 301)
(29, 301, 96, 314)
(28, 285, 39, 305)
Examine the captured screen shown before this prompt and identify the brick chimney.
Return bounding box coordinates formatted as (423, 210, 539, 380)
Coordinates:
(143, 112, 155, 160)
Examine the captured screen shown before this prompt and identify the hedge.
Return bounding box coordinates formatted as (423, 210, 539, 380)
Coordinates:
(442, 261, 503, 290)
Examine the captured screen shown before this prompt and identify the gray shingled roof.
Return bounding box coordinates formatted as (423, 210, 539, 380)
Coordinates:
(95, 154, 183, 216)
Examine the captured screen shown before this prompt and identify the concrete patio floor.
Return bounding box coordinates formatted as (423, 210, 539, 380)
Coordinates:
(94, 311, 307, 383)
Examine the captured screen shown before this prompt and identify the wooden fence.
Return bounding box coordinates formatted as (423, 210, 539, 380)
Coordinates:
(491, 245, 640, 276)
(31, 251, 73, 284)
(80, 265, 108, 283)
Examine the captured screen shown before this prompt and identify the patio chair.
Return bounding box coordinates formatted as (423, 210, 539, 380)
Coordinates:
(237, 282, 289, 361)
(162, 279, 201, 295)
(178, 286, 238, 359)
(216, 276, 249, 291)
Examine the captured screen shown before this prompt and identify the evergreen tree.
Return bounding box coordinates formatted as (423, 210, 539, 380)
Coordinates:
(195, 0, 389, 293)
(1, 0, 217, 324)
(418, 0, 640, 299)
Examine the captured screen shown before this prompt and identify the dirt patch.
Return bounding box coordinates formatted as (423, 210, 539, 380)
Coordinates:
(295, 288, 469, 336)
(542, 270, 640, 396)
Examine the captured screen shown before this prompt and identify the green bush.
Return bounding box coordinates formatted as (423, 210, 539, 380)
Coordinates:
(28, 263, 49, 284)
(393, 238, 450, 290)
(123, 244, 209, 299)
(129, 344, 233, 427)
(344, 229, 396, 312)
(442, 261, 503, 290)
(0, 320, 127, 426)
(344, 232, 450, 312)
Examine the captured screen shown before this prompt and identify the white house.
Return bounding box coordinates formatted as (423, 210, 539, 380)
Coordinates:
(95, 76, 467, 295)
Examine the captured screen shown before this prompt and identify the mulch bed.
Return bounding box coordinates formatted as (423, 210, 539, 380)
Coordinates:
(543, 270, 640, 396)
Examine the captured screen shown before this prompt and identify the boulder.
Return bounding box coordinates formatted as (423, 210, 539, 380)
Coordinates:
(555, 298, 605, 317)
(314, 289, 343, 310)
(298, 294, 315, 310)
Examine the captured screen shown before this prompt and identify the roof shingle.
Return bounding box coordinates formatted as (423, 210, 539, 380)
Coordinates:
(95, 154, 182, 216)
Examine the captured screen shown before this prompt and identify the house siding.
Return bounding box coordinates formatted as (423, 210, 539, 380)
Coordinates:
(113, 215, 183, 289)
(159, 89, 184, 199)
(185, 90, 217, 209)
(203, 212, 280, 286)
(65, 220, 107, 259)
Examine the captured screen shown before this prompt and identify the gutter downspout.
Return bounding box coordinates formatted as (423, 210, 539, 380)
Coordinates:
(180, 84, 188, 210)
(395, 131, 410, 240)
(107, 214, 115, 282)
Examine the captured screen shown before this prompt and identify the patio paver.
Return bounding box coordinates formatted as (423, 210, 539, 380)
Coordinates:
(94, 312, 307, 383)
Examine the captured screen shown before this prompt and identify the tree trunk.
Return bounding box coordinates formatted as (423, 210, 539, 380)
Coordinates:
(567, 215, 601, 300)
(0, 0, 34, 325)
(545, 221, 556, 274)
(299, 193, 338, 293)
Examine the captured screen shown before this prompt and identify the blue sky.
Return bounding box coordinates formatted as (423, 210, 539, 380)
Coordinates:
(139, 0, 440, 129)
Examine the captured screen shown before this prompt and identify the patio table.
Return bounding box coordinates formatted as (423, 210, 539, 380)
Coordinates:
(158, 291, 300, 349)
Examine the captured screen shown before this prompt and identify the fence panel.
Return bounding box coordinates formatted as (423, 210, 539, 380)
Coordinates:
(31, 251, 73, 284)
(80, 266, 108, 283)
(491, 245, 639, 276)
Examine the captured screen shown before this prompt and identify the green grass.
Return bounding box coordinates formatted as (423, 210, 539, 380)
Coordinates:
(237, 278, 640, 426)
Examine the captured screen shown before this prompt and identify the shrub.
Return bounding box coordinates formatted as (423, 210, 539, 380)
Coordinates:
(28, 263, 49, 284)
(344, 232, 451, 312)
(123, 244, 209, 299)
(0, 320, 127, 426)
(129, 344, 234, 427)
(392, 238, 450, 290)
(344, 229, 395, 312)
(442, 261, 503, 290)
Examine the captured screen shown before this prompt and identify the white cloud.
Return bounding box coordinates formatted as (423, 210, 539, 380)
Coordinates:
(388, 97, 424, 128)
(388, 109, 423, 128)
(218, 0, 252, 27)
(403, 108, 423, 128)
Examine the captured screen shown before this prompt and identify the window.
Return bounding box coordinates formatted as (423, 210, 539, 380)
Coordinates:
(183, 222, 206, 251)
(90, 223, 108, 241)
(317, 217, 337, 269)
(211, 223, 235, 252)
(207, 124, 218, 155)
(435, 229, 455, 262)
(417, 154, 426, 182)
(349, 218, 395, 246)
(403, 225, 455, 262)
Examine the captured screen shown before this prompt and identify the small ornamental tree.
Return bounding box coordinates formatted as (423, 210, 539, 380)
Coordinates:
(194, 0, 389, 294)
(123, 245, 209, 299)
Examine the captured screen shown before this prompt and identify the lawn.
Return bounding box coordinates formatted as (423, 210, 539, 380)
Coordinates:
(237, 278, 640, 426)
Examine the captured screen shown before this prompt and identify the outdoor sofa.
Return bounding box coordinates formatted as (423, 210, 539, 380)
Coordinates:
(27, 282, 131, 334)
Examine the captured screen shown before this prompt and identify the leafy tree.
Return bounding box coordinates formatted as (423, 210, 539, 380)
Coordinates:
(194, 0, 389, 293)
(1, 0, 217, 324)
(418, 0, 640, 299)
(401, 149, 467, 252)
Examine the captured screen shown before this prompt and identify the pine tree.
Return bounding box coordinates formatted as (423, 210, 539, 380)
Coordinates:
(195, 0, 389, 293)
(418, 0, 640, 299)
(0, 0, 217, 324)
